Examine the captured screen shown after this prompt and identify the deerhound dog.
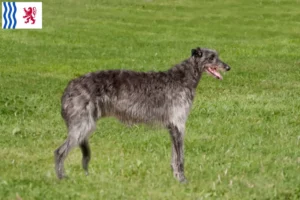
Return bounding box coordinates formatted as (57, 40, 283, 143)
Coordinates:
(54, 47, 230, 182)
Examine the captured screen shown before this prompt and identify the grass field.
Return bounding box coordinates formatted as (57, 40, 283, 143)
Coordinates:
(1, 0, 300, 199)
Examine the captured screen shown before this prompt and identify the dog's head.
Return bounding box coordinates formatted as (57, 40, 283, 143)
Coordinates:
(191, 47, 230, 80)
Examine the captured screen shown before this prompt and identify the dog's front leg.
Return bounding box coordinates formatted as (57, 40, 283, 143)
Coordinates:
(168, 124, 187, 183)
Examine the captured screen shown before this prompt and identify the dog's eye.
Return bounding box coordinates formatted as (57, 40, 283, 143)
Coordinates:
(209, 55, 215, 61)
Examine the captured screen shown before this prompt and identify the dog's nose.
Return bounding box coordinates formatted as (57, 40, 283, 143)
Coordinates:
(225, 65, 231, 71)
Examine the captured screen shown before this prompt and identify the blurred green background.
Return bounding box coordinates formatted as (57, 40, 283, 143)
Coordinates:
(0, 0, 300, 199)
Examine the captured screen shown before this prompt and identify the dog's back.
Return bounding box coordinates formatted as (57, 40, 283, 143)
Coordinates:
(61, 69, 192, 126)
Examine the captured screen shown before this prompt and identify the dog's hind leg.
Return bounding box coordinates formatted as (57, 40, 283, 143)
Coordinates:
(54, 120, 96, 179)
(80, 139, 91, 175)
(54, 101, 96, 179)
(168, 124, 187, 183)
(54, 136, 76, 179)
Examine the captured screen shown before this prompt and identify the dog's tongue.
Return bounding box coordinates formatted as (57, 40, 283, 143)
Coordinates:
(206, 68, 223, 80)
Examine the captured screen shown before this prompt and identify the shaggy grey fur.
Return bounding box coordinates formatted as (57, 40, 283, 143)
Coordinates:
(54, 47, 230, 182)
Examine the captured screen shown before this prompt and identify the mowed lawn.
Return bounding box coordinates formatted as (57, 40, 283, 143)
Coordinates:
(1, 0, 300, 199)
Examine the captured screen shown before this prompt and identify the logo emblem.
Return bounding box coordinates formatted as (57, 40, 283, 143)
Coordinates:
(2, 2, 42, 29)
(23, 7, 36, 24)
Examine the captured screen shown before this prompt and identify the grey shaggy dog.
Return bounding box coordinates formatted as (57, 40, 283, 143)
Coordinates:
(54, 47, 230, 182)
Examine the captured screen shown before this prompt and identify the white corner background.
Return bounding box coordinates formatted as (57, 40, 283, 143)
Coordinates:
(15, 2, 42, 29)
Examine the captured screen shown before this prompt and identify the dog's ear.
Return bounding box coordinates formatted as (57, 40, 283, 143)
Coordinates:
(191, 49, 197, 56)
(191, 47, 202, 57)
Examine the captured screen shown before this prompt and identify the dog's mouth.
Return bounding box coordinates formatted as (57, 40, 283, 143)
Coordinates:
(205, 66, 223, 80)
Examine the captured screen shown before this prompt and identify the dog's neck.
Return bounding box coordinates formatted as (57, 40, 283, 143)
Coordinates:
(167, 57, 203, 89)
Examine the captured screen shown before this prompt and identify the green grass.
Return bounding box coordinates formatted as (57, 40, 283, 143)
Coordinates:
(1, 0, 300, 199)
